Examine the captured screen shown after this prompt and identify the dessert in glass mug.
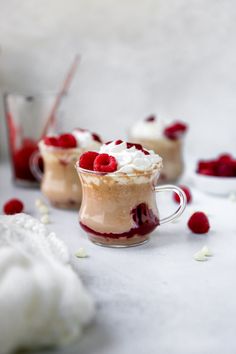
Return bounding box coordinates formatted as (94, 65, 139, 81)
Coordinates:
(129, 115, 188, 182)
(33, 128, 102, 209)
(76, 140, 187, 247)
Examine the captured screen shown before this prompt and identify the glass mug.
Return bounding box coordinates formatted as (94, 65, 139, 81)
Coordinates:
(32, 147, 82, 209)
(128, 136, 184, 183)
(76, 166, 187, 247)
(3, 92, 61, 187)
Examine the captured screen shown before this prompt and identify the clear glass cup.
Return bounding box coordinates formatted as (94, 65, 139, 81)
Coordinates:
(32, 146, 83, 209)
(4, 92, 60, 187)
(76, 167, 187, 247)
(128, 137, 184, 183)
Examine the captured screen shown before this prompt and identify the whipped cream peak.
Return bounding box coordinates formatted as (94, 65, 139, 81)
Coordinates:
(72, 129, 99, 149)
(130, 116, 188, 140)
(99, 140, 162, 174)
(130, 116, 167, 140)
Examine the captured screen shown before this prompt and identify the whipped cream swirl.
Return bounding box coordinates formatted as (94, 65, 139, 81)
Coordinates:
(72, 129, 100, 150)
(100, 141, 162, 173)
(130, 116, 167, 140)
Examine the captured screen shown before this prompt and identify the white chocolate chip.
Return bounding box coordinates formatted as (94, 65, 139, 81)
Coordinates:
(35, 198, 44, 207)
(201, 245, 213, 257)
(193, 245, 213, 262)
(40, 214, 50, 224)
(38, 205, 49, 214)
(228, 193, 236, 202)
(194, 251, 208, 262)
(75, 248, 88, 258)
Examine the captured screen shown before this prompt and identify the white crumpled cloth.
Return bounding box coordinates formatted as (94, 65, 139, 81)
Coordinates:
(0, 213, 94, 354)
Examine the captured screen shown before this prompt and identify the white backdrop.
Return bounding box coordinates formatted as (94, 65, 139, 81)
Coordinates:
(0, 0, 236, 160)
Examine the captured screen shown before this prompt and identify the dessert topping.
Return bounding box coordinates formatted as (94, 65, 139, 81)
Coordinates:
(79, 151, 99, 171)
(164, 121, 188, 140)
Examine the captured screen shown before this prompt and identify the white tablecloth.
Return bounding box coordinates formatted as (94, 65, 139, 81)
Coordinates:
(0, 163, 236, 354)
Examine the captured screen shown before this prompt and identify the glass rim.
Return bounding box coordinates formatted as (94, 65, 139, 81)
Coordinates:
(76, 165, 161, 178)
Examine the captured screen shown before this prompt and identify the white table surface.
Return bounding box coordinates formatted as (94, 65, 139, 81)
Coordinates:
(1, 163, 236, 354)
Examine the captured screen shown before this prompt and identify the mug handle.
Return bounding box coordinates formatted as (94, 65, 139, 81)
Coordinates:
(155, 185, 187, 225)
(30, 150, 43, 182)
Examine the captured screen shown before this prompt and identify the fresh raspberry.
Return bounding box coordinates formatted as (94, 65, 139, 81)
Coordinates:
(197, 155, 236, 177)
(92, 133, 102, 143)
(3, 198, 24, 215)
(94, 154, 118, 172)
(188, 212, 210, 234)
(199, 168, 215, 176)
(79, 151, 99, 170)
(233, 160, 236, 176)
(197, 160, 217, 176)
(115, 140, 123, 145)
(44, 136, 59, 147)
(216, 162, 235, 177)
(217, 154, 233, 163)
(173, 185, 192, 204)
(57, 133, 77, 148)
(164, 121, 188, 140)
(145, 115, 156, 122)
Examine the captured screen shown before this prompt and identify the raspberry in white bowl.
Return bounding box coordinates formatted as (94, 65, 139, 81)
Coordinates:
(37, 129, 102, 209)
(129, 115, 188, 182)
(76, 140, 187, 247)
(193, 154, 236, 196)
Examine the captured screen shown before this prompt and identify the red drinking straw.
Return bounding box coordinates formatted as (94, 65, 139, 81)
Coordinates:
(40, 54, 80, 140)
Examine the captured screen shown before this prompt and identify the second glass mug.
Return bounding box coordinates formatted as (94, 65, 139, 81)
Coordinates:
(31, 147, 82, 209)
(76, 166, 187, 247)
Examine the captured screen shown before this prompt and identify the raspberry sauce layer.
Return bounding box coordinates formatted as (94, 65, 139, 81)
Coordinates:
(80, 203, 159, 239)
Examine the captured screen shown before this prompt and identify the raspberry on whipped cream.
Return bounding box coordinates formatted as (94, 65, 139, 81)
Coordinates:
(94, 154, 118, 172)
(40, 129, 102, 151)
(78, 140, 162, 174)
(164, 122, 188, 140)
(79, 152, 99, 171)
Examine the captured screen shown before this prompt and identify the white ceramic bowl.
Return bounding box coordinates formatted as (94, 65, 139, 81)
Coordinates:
(193, 172, 236, 196)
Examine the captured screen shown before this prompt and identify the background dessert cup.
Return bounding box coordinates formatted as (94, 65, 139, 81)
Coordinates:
(38, 147, 83, 209)
(4, 92, 58, 187)
(129, 116, 188, 183)
(33, 129, 102, 209)
(76, 140, 187, 247)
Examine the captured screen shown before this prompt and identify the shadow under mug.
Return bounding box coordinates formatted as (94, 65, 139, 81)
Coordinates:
(77, 167, 187, 247)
